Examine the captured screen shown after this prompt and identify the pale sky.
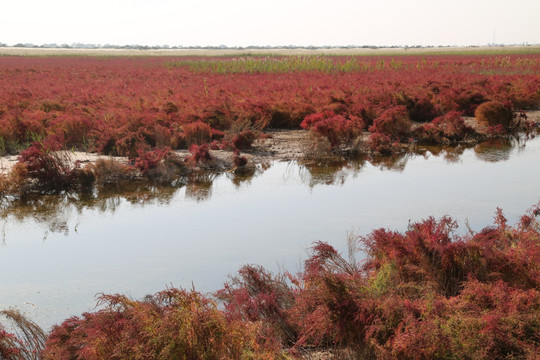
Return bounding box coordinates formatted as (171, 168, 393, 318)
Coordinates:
(1, 0, 539, 47)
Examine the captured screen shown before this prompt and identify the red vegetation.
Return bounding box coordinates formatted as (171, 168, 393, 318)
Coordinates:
(0, 309, 46, 360)
(406, 96, 440, 123)
(186, 143, 213, 165)
(301, 110, 363, 149)
(287, 207, 540, 358)
(216, 265, 297, 349)
(475, 100, 514, 129)
(414, 111, 476, 145)
(232, 149, 248, 167)
(232, 129, 257, 150)
(368, 105, 412, 140)
(183, 121, 212, 146)
(4, 205, 539, 358)
(43, 289, 273, 360)
(17, 137, 84, 192)
(367, 132, 400, 155)
(133, 147, 171, 174)
(0, 55, 537, 161)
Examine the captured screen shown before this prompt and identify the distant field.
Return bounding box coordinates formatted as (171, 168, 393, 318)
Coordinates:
(1, 45, 540, 57)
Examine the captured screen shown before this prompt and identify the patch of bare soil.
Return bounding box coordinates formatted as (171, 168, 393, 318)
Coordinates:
(249, 129, 309, 161)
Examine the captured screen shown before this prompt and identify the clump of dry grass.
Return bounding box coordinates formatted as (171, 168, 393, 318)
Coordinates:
(0, 309, 46, 360)
(301, 133, 364, 164)
(143, 151, 187, 184)
(0, 163, 32, 196)
(91, 158, 138, 186)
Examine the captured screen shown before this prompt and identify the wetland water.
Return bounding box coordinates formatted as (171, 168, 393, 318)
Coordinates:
(1, 135, 540, 331)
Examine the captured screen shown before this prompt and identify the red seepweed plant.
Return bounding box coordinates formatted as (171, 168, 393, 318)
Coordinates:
(16, 136, 84, 192)
(288, 205, 540, 358)
(0, 54, 537, 180)
(368, 105, 412, 141)
(183, 121, 213, 146)
(133, 147, 172, 174)
(5, 204, 538, 359)
(216, 265, 298, 350)
(186, 143, 213, 165)
(414, 111, 476, 145)
(301, 110, 364, 150)
(43, 289, 275, 360)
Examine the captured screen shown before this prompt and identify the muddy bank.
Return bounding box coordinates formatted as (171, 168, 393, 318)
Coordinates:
(1, 111, 539, 178)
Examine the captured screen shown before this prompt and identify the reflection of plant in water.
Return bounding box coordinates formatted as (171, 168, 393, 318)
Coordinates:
(0, 165, 265, 238)
(369, 152, 411, 172)
(0, 185, 181, 241)
(184, 172, 216, 202)
(299, 157, 366, 187)
(413, 144, 472, 164)
(1, 135, 538, 237)
(473, 134, 530, 163)
(227, 162, 268, 188)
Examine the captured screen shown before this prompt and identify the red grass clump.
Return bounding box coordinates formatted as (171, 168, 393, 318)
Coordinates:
(216, 265, 297, 349)
(368, 106, 411, 140)
(288, 206, 540, 358)
(407, 97, 439, 123)
(367, 132, 400, 155)
(0, 309, 46, 360)
(232, 149, 248, 167)
(186, 143, 213, 165)
(301, 110, 363, 149)
(16, 137, 81, 192)
(232, 129, 258, 150)
(43, 289, 274, 360)
(414, 111, 476, 145)
(133, 147, 171, 174)
(183, 121, 212, 146)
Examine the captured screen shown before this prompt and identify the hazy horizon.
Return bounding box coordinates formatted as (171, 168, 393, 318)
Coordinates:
(1, 0, 540, 48)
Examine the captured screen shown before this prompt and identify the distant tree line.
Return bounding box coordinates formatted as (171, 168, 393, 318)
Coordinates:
(0, 42, 449, 50)
(1, 42, 530, 50)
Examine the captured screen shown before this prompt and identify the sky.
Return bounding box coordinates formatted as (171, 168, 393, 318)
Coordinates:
(1, 0, 540, 47)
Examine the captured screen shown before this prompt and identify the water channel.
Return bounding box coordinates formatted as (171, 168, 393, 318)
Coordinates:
(1, 135, 539, 331)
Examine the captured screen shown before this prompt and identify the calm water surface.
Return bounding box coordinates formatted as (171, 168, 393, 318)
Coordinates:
(1, 136, 540, 330)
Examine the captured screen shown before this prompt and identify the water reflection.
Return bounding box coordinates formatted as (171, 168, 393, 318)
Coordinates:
(227, 162, 271, 188)
(185, 173, 215, 202)
(473, 136, 528, 162)
(298, 157, 366, 187)
(0, 185, 181, 241)
(0, 134, 536, 236)
(413, 144, 471, 163)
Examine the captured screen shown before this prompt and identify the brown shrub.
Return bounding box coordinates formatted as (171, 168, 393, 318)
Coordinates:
(92, 159, 137, 186)
(475, 101, 513, 128)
